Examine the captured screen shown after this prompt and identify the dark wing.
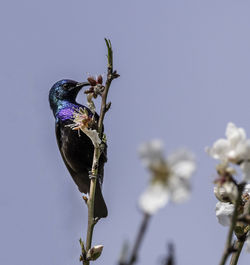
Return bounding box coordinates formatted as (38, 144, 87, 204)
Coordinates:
(55, 120, 91, 193)
(55, 117, 108, 218)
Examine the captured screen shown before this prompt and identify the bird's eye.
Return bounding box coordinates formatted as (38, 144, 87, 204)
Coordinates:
(62, 84, 68, 89)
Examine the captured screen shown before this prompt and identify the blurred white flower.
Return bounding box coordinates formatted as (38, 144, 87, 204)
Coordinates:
(138, 140, 196, 215)
(139, 183, 169, 215)
(138, 139, 165, 169)
(207, 122, 250, 181)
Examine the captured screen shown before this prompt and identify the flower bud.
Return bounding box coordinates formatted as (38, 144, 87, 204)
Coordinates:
(87, 76, 97, 86)
(86, 245, 103, 261)
(97, 75, 103, 84)
(214, 181, 238, 203)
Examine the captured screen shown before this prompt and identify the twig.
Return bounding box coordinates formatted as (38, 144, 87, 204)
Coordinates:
(164, 243, 175, 265)
(82, 39, 119, 265)
(229, 193, 250, 265)
(127, 213, 151, 265)
(84, 147, 101, 265)
(118, 241, 129, 265)
(218, 183, 245, 265)
(98, 38, 119, 138)
(229, 239, 245, 265)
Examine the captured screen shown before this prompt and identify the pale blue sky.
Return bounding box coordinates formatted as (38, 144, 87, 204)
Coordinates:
(1, 0, 250, 264)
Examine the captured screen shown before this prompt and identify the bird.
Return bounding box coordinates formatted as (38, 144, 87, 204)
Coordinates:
(49, 79, 108, 218)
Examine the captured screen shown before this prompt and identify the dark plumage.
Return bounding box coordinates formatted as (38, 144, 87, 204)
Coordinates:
(49, 79, 108, 218)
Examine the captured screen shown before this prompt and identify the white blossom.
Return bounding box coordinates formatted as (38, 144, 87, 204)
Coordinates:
(215, 202, 234, 226)
(207, 122, 250, 182)
(138, 140, 195, 214)
(206, 122, 250, 164)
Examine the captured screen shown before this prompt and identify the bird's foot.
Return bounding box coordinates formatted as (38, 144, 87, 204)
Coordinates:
(88, 171, 97, 180)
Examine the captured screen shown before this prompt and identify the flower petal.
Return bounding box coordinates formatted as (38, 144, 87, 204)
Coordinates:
(243, 183, 250, 194)
(214, 182, 238, 203)
(171, 160, 196, 179)
(215, 202, 234, 226)
(226, 122, 246, 147)
(138, 182, 169, 214)
(206, 139, 230, 161)
(168, 177, 191, 203)
(138, 140, 165, 168)
(168, 149, 196, 179)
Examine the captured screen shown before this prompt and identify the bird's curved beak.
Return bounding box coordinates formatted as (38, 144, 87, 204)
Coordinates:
(76, 82, 90, 88)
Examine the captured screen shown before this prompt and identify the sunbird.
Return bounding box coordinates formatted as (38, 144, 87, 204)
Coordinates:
(49, 79, 108, 218)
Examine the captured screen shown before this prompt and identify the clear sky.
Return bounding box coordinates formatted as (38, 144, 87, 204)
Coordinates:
(1, 0, 250, 264)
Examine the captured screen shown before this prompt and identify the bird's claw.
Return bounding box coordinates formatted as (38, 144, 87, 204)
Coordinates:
(88, 171, 97, 180)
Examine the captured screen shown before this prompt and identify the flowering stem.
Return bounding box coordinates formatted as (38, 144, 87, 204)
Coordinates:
(81, 39, 119, 264)
(218, 183, 245, 265)
(229, 239, 245, 265)
(127, 213, 151, 265)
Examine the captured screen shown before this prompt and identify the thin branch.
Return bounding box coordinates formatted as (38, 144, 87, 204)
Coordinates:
(164, 243, 175, 265)
(229, 239, 245, 265)
(81, 38, 119, 265)
(229, 193, 250, 265)
(218, 183, 245, 265)
(127, 213, 151, 265)
(98, 39, 113, 137)
(84, 146, 101, 265)
(118, 241, 129, 265)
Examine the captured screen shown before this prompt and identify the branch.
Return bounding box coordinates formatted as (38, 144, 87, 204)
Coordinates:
(218, 183, 245, 265)
(127, 213, 151, 265)
(229, 239, 245, 265)
(229, 192, 250, 265)
(164, 243, 175, 265)
(84, 146, 101, 265)
(81, 38, 119, 265)
(98, 38, 119, 138)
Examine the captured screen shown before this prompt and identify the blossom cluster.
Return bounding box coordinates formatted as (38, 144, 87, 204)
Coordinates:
(207, 122, 250, 252)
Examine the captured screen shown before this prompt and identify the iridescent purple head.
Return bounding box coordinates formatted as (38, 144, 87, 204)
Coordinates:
(49, 79, 89, 116)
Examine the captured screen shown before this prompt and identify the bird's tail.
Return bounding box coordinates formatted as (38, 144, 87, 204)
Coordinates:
(94, 182, 108, 218)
